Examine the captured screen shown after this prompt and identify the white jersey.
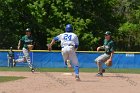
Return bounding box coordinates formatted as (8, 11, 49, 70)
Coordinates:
(56, 32, 79, 48)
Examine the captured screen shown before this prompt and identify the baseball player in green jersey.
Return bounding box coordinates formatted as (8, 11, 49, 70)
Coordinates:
(7, 47, 14, 67)
(14, 28, 35, 72)
(95, 31, 114, 76)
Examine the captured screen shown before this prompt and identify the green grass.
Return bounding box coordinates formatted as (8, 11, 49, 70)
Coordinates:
(0, 67, 31, 72)
(0, 67, 140, 74)
(0, 76, 26, 83)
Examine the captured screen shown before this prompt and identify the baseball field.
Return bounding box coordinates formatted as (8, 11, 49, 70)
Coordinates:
(0, 67, 140, 93)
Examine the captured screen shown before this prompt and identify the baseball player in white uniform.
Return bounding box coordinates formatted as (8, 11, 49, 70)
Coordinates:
(48, 24, 80, 81)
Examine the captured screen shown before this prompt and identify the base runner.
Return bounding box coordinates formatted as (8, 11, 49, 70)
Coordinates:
(48, 24, 80, 81)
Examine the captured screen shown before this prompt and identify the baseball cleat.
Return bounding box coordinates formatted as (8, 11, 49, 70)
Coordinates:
(66, 60, 72, 68)
(75, 75, 80, 81)
(96, 73, 103, 77)
(31, 68, 35, 73)
(102, 69, 105, 73)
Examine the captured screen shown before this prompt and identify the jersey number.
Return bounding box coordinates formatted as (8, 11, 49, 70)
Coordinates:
(64, 34, 72, 41)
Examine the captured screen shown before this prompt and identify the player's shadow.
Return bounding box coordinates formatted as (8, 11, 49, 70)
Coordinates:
(102, 76, 126, 78)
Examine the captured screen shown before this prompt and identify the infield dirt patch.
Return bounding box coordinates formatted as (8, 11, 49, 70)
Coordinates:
(0, 71, 139, 93)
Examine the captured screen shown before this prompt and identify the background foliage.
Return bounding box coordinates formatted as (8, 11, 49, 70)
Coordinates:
(0, 0, 140, 51)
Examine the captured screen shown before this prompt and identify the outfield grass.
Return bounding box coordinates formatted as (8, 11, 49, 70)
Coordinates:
(0, 76, 26, 83)
(0, 67, 140, 74)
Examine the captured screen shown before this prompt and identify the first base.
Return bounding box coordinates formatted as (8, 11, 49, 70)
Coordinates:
(62, 73, 73, 76)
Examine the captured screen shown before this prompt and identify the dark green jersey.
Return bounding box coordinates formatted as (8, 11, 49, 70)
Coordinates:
(103, 39, 114, 54)
(20, 35, 34, 49)
(8, 51, 14, 58)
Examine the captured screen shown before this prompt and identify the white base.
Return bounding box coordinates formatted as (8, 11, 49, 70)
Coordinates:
(62, 73, 73, 76)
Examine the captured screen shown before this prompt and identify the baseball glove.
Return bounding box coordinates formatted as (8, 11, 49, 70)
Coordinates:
(27, 45, 34, 51)
(105, 59, 112, 67)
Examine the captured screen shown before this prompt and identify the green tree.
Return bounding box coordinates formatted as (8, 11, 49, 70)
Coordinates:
(117, 0, 140, 51)
(0, 0, 140, 51)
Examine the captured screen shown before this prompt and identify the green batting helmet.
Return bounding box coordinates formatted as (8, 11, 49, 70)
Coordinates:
(104, 31, 111, 35)
(25, 28, 31, 32)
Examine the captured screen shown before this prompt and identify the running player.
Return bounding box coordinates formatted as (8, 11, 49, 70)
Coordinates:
(48, 24, 80, 81)
(14, 28, 35, 72)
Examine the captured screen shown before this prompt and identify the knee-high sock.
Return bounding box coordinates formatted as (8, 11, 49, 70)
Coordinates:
(97, 61, 103, 73)
(25, 56, 33, 69)
(74, 66, 79, 76)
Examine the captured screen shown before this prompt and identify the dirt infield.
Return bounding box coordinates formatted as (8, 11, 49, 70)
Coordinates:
(0, 71, 140, 93)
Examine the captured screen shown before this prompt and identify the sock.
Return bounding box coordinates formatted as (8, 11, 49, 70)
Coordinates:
(97, 61, 103, 73)
(74, 66, 79, 76)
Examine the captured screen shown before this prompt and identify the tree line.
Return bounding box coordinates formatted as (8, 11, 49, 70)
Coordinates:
(0, 0, 140, 51)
